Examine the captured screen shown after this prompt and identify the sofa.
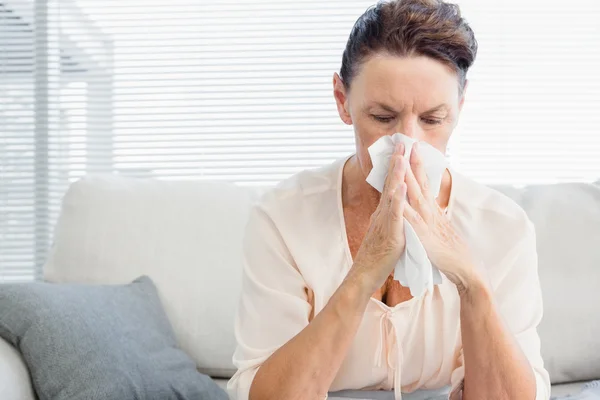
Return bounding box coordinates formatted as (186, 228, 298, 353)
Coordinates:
(0, 174, 599, 399)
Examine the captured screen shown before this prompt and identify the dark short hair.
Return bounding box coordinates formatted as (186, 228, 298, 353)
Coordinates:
(340, 0, 478, 93)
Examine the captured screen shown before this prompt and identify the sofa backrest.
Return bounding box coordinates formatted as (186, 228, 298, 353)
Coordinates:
(44, 175, 600, 383)
(493, 181, 600, 384)
(44, 175, 264, 378)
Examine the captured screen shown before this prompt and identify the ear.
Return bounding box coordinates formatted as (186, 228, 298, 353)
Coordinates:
(458, 79, 469, 112)
(333, 73, 353, 125)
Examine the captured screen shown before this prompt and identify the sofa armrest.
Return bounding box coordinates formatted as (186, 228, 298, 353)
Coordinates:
(0, 336, 35, 400)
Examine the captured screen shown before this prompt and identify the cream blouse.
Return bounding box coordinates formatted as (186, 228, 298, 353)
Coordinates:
(228, 155, 550, 400)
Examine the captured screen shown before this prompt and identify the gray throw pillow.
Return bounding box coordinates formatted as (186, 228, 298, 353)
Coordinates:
(0, 276, 228, 400)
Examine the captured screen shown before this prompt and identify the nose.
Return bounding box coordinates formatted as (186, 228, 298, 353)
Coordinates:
(395, 116, 423, 140)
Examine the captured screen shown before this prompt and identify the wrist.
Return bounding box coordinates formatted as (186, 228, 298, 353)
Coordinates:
(331, 272, 372, 322)
(458, 271, 492, 304)
(343, 264, 378, 302)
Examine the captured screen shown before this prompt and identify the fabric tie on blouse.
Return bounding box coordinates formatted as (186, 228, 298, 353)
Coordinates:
(373, 303, 417, 400)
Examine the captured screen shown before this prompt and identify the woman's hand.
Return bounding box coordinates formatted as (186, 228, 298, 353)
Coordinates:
(403, 143, 482, 294)
(349, 143, 408, 295)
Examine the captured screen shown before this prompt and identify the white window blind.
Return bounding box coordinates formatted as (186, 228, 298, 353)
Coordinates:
(1, 0, 599, 281)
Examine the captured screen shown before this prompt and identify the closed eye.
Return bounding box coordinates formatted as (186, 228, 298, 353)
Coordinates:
(421, 117, 443, 125)
(372, 115, 394, 123)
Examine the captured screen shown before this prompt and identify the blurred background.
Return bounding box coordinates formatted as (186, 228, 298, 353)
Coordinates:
(1, 0, 599, 281)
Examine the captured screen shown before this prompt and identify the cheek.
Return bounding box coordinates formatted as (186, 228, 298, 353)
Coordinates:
(425, 126, 452, 145)
(353, 114, 393, 150)
(352, 117, 393, 174)
(419, 130, 450, 156)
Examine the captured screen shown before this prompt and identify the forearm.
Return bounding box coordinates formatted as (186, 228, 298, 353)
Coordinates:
(459, 277, 536, 400)
(249, 272, 372, 400)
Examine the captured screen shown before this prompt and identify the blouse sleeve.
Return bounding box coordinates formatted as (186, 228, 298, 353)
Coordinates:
(449, 220, 551, 400)
(227, 203, 312, 400)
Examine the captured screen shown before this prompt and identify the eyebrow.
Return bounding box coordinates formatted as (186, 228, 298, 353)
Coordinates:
(371, 102, 399, 113)
(370, 102, 449, 114)
(423, 104, 449, 113)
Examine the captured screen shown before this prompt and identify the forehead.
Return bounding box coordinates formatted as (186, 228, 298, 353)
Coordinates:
(351, 54, 460, 108)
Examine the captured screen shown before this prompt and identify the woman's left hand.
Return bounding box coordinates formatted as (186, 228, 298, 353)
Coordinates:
(402, 143, 482, 294)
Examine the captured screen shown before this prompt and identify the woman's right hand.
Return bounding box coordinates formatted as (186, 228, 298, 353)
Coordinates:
(348, 142, 408, 295)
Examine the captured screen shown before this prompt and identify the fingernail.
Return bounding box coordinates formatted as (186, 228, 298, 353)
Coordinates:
(413, 142, 419, 153)
(399, 142, 405, 154)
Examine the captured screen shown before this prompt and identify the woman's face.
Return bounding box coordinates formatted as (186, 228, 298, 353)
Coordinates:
(333, 53, 466, 175)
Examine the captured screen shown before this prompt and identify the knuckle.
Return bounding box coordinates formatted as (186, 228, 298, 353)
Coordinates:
(382, 240, 397, 254)
(390, 210, 403, 222)
(383, 191, 394, 207)
(397, 156, 405, 172)
(387, 157, 397, 173)
(409, 209, 423, 224)
(406, 211, 417, 224)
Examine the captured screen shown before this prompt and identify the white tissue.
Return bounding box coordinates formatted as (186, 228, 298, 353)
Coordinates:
(365, 133, 448, 297)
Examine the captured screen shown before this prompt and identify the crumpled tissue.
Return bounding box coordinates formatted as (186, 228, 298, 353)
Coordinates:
(365, 133, 449, 297)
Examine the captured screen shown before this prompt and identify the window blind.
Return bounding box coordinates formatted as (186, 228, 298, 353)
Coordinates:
(1, 0, 599, 281)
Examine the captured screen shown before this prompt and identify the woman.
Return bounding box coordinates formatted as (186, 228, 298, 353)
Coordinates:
(228, 0, 550, 399)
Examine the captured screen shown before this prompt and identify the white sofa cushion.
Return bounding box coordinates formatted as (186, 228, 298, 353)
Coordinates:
(44, 176, 264, 378)
(0, 336, 35, 400)
(494, 181, 600, 384)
